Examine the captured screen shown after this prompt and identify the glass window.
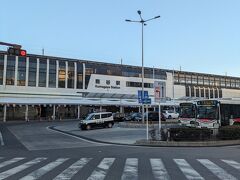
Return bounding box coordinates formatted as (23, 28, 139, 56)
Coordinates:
(214, 89, 218, 98)
(220, 78, 226, 87)
(203, 76, 209, 86)
(85, 63, 95, 89)
(106, 80, 110, 85)
(192, 75, 197, 84)
(144, 83, 153, 88)
(210, 89, 213, 98)
(116, 81, 120, 85)
(49, 60, 56, 88)
(95, 79, 100, 84)
(0, 55, 4, 85)
(17, 57, 26, 86)
(67, 62, 74, 88)
(226, 79, 230, 88)
(191, 86, 194, 97)
(77, 63, 83, 89)
(39, 59, 47, 87)
(174, 72, 179, 83)
(219, 89, 222, 98)
(179, 74, 185, 84)
(196, 88, 200, 97)
(144, 69, 153, 79)
(186, 86, 190, 97)
(205, 88, 209, 99)
(200, 88, 204, 97)
(186, 75, 191, 84)
(209, 77, 214, 86)
(58, 61, 66, 88)
(28, 57, 37, 86)
(215, 77, 220, 87)
(6, 56, 15, 85)
(154, 69, 167, 80)
(231, 79, 236, 88)
(198, 75, 203, 85)
(236, 80, 240, 88)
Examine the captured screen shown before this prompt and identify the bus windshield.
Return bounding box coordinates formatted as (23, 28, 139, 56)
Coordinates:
(197, 106, 218, 120)
(179, 106, 195, 118)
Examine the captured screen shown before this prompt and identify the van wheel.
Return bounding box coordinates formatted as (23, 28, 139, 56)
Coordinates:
(168, 115, 172, 119)
(86, 125, 91, 130)
(108, 123, 113, 128)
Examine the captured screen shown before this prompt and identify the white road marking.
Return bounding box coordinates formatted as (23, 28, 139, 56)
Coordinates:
(150, 158, 170, 180)
(121, 158, 138, 180)
(198, 159, 237, 180)
(0, 157, 46, 179)
(87, 158, 115, 180)
(222, 160, 240, 171)
(20, 158, 69, 180)
(0, 157, 25, 169)
(174, 159, 204, 180)
(54, 158, 92, 180)
(0, 131, 4, 146)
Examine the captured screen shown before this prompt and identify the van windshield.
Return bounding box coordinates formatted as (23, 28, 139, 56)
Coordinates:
(85, 114, 94, 120)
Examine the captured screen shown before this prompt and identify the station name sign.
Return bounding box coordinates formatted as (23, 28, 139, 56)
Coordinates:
(95, 85, 120, 89)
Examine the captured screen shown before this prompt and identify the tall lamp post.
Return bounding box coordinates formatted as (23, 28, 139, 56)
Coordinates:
(125, 11, 160, 127)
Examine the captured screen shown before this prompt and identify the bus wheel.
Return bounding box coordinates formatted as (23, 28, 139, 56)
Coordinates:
(108, 123, 113, 128)
(86, 125, 91, 130)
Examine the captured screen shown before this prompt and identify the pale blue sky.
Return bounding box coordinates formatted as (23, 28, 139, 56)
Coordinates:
(1, 0, 240, 76)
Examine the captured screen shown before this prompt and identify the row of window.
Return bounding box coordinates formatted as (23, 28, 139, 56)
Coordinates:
(126, 81, 153, 88)
(95, 79, 120, 86)
(185, 86, 223, 99)
(174, 72, 240, 89)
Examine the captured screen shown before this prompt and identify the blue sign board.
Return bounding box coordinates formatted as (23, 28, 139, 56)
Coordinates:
(138, 90, 150, 104)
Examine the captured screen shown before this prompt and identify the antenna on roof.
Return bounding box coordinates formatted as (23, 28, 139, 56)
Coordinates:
(42, 48, 45, 56)
(120, 58, 123, 65)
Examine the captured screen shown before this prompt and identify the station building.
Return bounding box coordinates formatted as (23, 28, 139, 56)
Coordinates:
(1, 51, 240, 121)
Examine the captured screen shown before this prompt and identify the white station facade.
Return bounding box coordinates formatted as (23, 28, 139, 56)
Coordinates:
(1, 51, 240, 121)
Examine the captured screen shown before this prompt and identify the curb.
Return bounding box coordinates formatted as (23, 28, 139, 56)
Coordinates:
(50, 126, 240, 148)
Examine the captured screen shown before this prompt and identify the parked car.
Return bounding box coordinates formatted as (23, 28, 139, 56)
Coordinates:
(78, 112, 114, 130)
(123, 112, 141, 121)
(113, 112, 125, 122)
(135, 112, 166, 121)
(162, 110, 179, 119)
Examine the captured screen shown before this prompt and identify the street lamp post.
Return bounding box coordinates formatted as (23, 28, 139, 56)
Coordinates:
(126, 11, 160, 139)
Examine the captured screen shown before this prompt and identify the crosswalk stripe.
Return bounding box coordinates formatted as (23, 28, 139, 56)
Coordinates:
(0, 157, 46, 179)
(54, 158, 92, 180)
(174, 159, 204, 180)
(87, 158, 115, 180)
(20, 158, 69, 180)
(0, 157, 25, 169)
(121, 158, 138, 180)
(150, 159, 170, 180)
(221, 160, 240, 171)
(198, 159, 237, 180)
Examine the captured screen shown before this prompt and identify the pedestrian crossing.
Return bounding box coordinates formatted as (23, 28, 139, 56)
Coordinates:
(0, 156, 239, 180)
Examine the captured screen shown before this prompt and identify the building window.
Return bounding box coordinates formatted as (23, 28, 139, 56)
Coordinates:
(49, 60, 56, 88)
(236, 80, 240, 88)
(186, 75, 191, 84)
(67, 62, 74, 88)
(192, 75, 197, 84)
(198, 75, 203, 85)
(205, 89, 209, 99)
(28, 57, 37, 86)
(200, 88, 204, 97)
(215, 78, 220, 87)
(191, 86, 194, 97)
(116, 80, 120, 85)
(219, 89, 222, 98)
(203, 76, 209, 86)
(196, 88, 200, 97)
(174, 73, 179, 83)
(210, 89, 213, 98)
(77, 63, 83, 89)
(0, 55, 4, 85)
(179, 74, 185, 84)
(6, 56, 15, 85)
(39, 59, 47, 87)
(106, 80, 110, 85)
(58, 61, 66, 88)
(209, 77, 214, 86)
(95, 79, 100, 84)
(186, 86, 190, 97)
(17, 57, 26, 86)
(231, 79, 236, 88)
(220, 78, 226, 87)
(85, 64, 95, 89)
(214, 89, 218, 98)
(126, 81, 153, 88)
(226, 79, 230, 88)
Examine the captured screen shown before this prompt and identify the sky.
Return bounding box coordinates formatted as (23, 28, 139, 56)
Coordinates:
(1, 0, 240, 77)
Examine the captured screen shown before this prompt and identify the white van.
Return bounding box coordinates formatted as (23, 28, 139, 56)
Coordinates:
(78, 112, 114, 130)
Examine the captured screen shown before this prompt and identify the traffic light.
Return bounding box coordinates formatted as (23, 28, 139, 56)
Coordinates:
(7, 47, 27, 56)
